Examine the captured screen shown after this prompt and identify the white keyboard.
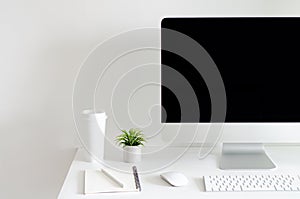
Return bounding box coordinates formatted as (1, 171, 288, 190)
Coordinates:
(204, 174, 300, 192)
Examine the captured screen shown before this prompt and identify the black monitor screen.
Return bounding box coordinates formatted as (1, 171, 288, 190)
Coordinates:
(161, 17, 300, 123)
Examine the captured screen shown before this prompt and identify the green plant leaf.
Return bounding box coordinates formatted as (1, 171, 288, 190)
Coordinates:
(115, 128, 146, 147)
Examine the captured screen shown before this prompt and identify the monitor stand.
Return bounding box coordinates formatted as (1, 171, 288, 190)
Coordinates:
(219, 143, 276, 170)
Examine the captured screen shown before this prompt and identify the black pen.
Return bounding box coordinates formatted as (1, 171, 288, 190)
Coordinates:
(132, 166, 141, 192)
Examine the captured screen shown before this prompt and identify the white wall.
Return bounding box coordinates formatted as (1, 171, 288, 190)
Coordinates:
(1, 0, 300, 198)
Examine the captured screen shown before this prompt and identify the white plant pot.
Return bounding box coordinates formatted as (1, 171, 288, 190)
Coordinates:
(123, 146, 141, 163)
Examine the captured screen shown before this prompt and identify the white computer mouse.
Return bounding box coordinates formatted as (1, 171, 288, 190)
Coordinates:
(160, 171, 189, 187)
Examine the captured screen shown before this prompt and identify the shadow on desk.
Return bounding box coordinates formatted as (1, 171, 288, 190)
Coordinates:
(77, 170, 85, 195)
(142, 175, 205, 191)
(193, 177, 205, 192)
(142, 175, 170, 187)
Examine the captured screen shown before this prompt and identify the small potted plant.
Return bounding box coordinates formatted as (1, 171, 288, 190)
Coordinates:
(115, 128, 146, 163)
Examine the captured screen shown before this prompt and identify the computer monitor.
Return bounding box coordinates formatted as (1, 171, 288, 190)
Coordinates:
(161, 17, 300, 169)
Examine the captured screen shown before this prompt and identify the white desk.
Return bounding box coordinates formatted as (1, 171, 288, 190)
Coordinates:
(58, 145, 300, 199)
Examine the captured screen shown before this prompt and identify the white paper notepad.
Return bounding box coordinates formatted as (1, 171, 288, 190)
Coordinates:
(84, 169, 139, 194)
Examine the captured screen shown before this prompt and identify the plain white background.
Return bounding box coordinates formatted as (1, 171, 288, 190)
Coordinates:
(1, 0, 300, 198)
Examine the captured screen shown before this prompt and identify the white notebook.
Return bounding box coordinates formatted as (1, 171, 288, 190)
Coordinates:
(84, 168, 139, 194)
